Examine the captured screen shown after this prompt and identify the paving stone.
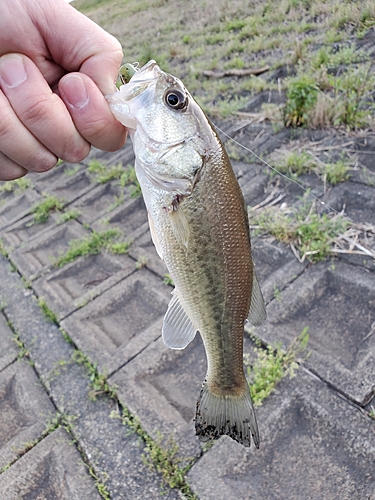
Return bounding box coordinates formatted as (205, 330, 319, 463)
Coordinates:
(33, 251, 136, 320)
(61, 268, 170, 374)
(92, 195, 148, 240)
(0, 427, 102, 500)
(0, 360, 55, 470)
(0, 190, 40, 231)
(0, 312, 18, 373)
(187, 369, 375, 500)
(46, 168, 96, 203)
(251, 237, 307, 303)
(10, 220, 89, 280)
(128, 229, 168, 278)
(109, 330, 258, 460)
(69, 181, 127, 224)
(0, 213, 59, 252)
(72, 397, 180, 500)
(323, 181, 375, 225)
(255, 261, 375, 405)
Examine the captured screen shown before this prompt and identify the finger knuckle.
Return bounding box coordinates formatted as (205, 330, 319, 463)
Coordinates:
(23, 95, 51, 125)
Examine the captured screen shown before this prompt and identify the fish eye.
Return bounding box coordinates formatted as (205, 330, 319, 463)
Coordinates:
(164, 89, 187, 110)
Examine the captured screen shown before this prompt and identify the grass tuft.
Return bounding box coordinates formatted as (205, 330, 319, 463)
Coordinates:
(0, 177, 33, 195)
(38, 297, 58, 324)
(246, 328, 309, 406)
(249, 201, 350, 262)
(31, 195, 64, 224)
(54, 229, 130, 267)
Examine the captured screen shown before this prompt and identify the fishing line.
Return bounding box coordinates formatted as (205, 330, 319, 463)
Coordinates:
(215, 124, 342, 215)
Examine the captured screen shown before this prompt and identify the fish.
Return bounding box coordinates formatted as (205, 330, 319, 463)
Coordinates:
(107, 60, 266, 448)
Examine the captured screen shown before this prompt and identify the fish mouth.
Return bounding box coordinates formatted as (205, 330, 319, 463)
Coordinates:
(129, 60, 161, 84)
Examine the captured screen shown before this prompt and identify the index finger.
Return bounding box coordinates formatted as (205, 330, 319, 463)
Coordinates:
(35, 2, 123, 94)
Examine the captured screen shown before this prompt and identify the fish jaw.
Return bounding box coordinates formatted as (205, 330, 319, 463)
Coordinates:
(106, 60, 161, 130)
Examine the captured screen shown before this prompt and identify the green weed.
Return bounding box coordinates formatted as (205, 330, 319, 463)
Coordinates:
(163, 274, 174, 286)
(273, 150, 317, 176)
(284, 75, 319, 126)
(88, 160, 124, 183)
(54, 229, 129, 267)
(141, 433, 197, 497)
(71, 350, 118, 400)
(0, 177, 32, 195)
(109, 241, 131, 254)
(57, 209, 81, 224)
(12, 331, 28, 360)
(135, 255, 148, 269)
(249, 201, 350, 262)
(246, 327, 309, 406)
(323, 159, 350, 184)
(38, 297, 58, 324)
(64, 165, 80, 176)
(113, 406, 197, 498)
(31, 195, 64, 224)
(0, 239, 8, 258)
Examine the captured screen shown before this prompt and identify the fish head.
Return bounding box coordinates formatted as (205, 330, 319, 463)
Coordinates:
(107, 60, 214, 155)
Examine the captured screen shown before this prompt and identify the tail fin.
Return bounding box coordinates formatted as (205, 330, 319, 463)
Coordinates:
(195, 381, 260, 448)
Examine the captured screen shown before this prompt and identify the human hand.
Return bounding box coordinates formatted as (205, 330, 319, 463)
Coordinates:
(0, 0, 127, 180)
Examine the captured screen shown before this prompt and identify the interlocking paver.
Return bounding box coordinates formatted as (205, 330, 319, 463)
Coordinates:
(251, 237, 308, 302)
(10, 220, 90, 280)
(92, 195, 148, 239)
(187, 369, 375, 500)
(0, 190, 40, 231)
(0, 213, 59, 252)
(69, 181, 126, 224)
(37, 167, 95, 203)
(0, 360, 55, 470)
(0, 428, 102, 500)
(255, 260, 375, 404)
(33, 251, 135, 320)
(324, 182, 375, 224)
(61, 268, 171, 374)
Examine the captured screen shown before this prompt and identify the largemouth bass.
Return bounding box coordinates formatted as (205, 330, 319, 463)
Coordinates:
(107, 60, 266, 448)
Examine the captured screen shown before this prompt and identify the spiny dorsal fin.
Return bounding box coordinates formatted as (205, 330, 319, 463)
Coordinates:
(247, 270, 266, 326)
(162, 291, 197, 349)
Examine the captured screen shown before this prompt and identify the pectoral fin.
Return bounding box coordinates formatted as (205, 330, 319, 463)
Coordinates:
(169, 206, 190, 249)
(162, 291, 197, 349)
(247, 270, 266, 326)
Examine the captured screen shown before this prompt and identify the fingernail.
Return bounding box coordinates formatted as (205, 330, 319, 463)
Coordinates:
(61, 74, 89, 109)
(0, 54, 27, 88)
